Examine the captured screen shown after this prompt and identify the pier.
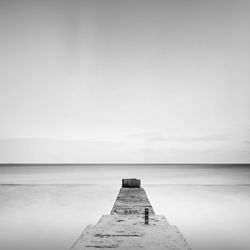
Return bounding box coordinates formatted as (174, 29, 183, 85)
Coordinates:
(71, 179, 191, 250)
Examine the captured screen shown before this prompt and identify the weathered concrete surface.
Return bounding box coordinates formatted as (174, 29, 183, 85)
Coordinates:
(71, 214, 191, 250)
(111, 188, 154, 215)
(71, 179, 191, 250)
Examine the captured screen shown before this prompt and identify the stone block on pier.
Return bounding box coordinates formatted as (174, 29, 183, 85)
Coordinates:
(122, 178, 141, 188)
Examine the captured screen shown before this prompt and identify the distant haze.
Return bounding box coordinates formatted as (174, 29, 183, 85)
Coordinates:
(0, 0, 249, 163)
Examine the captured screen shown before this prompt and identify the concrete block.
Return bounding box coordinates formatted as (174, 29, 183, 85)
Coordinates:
(122, 178, 141, 188)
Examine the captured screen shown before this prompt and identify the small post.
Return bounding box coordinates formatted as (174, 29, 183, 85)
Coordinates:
(145, 208, 149, 224)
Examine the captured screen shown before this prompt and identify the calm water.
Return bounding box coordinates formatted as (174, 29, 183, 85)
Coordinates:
(0, 164, 250, 250)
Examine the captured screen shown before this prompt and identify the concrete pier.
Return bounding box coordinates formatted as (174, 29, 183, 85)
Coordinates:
(111, 186, 154, 215)
(71, 179, 191, 250)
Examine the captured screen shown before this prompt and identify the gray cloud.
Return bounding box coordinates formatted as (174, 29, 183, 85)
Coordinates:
(128, 133, 231, 143)
(0, 0, 250, 163)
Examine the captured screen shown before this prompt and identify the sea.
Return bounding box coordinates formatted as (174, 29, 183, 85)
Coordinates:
(0, 164, 250, 250)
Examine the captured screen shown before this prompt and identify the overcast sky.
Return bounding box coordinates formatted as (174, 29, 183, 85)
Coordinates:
(0, 0, 249, 163)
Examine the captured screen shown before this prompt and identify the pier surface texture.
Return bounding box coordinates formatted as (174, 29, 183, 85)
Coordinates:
(71, 179, 191, 250)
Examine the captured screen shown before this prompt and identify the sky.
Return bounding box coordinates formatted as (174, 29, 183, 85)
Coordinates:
(0, 0, 249, 163)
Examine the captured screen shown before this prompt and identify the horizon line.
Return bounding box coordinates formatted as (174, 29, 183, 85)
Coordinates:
(0, 163, 249, 166)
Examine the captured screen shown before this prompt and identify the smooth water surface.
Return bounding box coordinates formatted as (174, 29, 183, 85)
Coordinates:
(0, 164, 250, 250)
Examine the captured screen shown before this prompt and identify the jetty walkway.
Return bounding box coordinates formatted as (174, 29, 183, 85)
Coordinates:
(71, 179, 191, 250)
